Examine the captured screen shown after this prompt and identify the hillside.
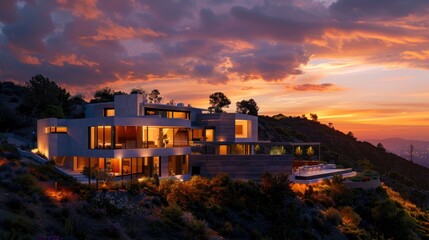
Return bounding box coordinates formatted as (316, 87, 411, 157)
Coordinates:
(366, 138, 429, 169)
(2, 148, 429, 239)
(259, 114, 429, 209)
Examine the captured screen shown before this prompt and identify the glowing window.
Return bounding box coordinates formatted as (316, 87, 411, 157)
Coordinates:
(45, 126, 68, 134)
(235, 120, 250, 138)
(173, 111, 188, 119)
(104, 108, 115, 117)
(205, 129, 214, 142)
(219, 145, 228, 155)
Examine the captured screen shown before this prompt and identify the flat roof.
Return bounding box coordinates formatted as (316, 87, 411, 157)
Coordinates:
(295, 168, 354, 180)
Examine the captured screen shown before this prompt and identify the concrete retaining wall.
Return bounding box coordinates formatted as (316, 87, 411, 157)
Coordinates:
(189, 154, 293, 180)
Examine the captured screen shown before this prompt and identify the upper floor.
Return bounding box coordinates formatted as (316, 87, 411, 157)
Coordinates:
(37, 94, 259, 158)
(83, 94, 258, 143)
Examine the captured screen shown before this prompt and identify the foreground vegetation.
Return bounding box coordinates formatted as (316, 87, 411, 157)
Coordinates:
(1, 149, 428, 239)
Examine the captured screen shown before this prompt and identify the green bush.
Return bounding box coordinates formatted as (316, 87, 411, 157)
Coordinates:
(324, 207, 341, 226)
(372, 199, 418, 240)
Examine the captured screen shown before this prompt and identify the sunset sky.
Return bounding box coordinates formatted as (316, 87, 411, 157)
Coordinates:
(1, 0, 428, 140)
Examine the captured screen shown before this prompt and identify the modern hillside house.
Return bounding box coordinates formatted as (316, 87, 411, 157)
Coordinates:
(37, 94, 273, 181)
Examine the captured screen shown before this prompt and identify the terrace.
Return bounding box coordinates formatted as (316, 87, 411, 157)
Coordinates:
(289, 164, 356, 184)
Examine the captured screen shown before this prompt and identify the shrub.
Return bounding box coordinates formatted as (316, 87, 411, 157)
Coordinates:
(81, 166, 95, 179)
(372, 199, 418, 240)
(324, 207, 341, 226)
(161, 204, 183, 223)
(126, 179, 141, 195)
(1, 214, 37, 236)
(6, 195, 24, 213)
(92, 191, 131, 215)
(340, 206, 361, 229)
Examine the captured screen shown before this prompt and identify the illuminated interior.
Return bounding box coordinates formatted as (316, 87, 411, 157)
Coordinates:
(89, 126, 189, 149)
(145, 108, 190, 119)
(205, 129, 214, 141)
(104, 108, 115, 117)
(53, 156, 162, 177)
(45, 126, 68, 133)
(235, 120, 250, 138)
(168, 155, 189, 175)
(219, 145, 228, 155)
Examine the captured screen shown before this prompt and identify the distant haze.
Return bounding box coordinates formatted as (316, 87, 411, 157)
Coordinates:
(366, 138, 429, 169)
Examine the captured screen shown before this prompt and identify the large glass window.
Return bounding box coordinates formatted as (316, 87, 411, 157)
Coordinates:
(115, 126, 125, 149)
(89, 126, 188, 149)
(191, 129, 204, 141)
(144, 157, 160, 177)
(45, 126, 68, 133)
(173, 128, 189, 147)
(231, 144, 251, 155)
(168, 155, 188, 176)
(104, 126, 112, 148)
(104, 108, 115, 117)
(205, 129, 214, 142)
(148, 127, 161, 148)
(144, 108, 190, 119)
(219, 145, 228, 155)
(235, 120, 251, 138)
(89, 126, 113, 149)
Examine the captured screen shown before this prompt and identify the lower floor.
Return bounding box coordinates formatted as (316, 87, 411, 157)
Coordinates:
(53, 155, 189, 180)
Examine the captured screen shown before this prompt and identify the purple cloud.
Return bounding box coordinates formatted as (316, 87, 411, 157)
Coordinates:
(0, 0, 428, 91)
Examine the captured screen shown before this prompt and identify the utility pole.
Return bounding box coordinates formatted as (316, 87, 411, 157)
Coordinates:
(409, 144, 414, 163)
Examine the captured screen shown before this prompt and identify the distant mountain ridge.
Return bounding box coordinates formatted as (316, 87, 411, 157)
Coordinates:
(365, 138, 429, 168)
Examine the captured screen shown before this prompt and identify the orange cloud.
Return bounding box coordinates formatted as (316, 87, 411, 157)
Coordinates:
(82, 20, 166, 41)
(19, 55, 41, 65)
(289, 83, 343, 92)
(221, 40, 255, 52)
(50, 54, 98, 67)
(401, 50, 429, 60)
(57, 0, 102, 19)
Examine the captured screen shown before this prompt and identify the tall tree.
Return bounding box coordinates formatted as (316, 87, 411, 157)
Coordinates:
(148, 89, 162, 104)
(67, 94, 87, 118)
(90, 87, 125, 103)
(310, 113, 318, 122)
(236, 99, 259, 116)
(19, 74, 70, 119)
(208, 92, 231, 113)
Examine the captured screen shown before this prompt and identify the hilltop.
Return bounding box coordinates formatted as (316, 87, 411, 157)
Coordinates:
(259, 114, 429, 209)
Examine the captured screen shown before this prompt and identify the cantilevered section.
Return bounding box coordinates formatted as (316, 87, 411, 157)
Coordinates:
(289, 164, 356, 184)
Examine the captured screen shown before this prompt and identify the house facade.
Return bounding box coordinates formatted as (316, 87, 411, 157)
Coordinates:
(37, 94, 261, 180)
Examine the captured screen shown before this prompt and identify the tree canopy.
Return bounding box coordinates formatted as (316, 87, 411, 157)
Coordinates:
(309, 113, 318, 122)
(236, 98, 259, 116)
(90, 87, 125, 103)
(18, 74, 70, 119)
(208, 92, 231, 113)
(148, 89, 162, 104)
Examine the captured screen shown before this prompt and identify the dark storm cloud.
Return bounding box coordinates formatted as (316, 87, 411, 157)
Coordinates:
(233, 43, 310, 81)
(329, 0, 429, 20)
(196, 6, 325, 43)
(2, 0, 56, 52)
(0, 0, 18, 23)
(0, 0, 428, 89)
